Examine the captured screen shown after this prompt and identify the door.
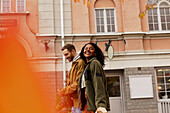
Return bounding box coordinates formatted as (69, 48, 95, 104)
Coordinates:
(106, 73, 123, 113)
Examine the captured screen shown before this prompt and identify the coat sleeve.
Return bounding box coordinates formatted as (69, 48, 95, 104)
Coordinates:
(90, 60, 107, 109)
(60, 60, 85, 96)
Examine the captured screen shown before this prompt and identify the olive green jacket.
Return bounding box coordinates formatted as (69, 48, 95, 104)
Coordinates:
(78, 57, 110, 111)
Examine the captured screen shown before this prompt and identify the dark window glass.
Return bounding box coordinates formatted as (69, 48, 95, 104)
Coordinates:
(107, 76, 121, 97)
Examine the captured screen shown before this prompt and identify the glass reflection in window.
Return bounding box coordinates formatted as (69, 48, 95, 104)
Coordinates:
(107, 76, 120, 97)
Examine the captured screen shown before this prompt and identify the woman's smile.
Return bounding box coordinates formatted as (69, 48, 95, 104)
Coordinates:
(83, 44, 96, 58)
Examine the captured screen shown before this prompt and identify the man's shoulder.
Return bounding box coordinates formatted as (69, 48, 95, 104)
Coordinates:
(77, 58, 85, 64)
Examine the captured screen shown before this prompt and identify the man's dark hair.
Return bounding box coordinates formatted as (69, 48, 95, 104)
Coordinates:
(61, 44, 76, 52)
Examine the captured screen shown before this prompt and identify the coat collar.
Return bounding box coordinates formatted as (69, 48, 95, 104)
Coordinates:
(72, 52, 80, 63)
(87, 57, 97, 64)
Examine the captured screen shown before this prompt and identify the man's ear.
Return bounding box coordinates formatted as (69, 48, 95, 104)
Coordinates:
(71, 49, 75, 53)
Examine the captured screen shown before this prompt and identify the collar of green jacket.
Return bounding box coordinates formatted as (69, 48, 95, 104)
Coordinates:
(86, 57, 97, 64)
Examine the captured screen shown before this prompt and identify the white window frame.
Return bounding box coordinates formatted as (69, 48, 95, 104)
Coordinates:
(95, 8, 117, 34)
(16, 0, 26, 12)
(1, 0, 11, 13)
(155, 68, 170, 100)
(148, 0, 170, 32)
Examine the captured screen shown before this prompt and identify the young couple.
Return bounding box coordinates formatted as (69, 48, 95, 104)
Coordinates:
(58, 43, 110, 113)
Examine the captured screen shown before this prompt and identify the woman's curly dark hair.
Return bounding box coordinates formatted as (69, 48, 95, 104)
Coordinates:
(80, 42, 105, 66)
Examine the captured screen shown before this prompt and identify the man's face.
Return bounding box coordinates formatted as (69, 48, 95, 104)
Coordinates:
(62, 49, 74, 62)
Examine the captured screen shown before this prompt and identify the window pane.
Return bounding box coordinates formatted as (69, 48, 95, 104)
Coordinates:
(166, 77, 170, 83)
(153, 9, 157, 15)
(107, 76, 120, 97)
(167, 23, 170, 30)
(158, 85, 165, 91)
(106, 10, 110, 17)
(96, 18, 100, 24)
(167, 92, 170, 99)
(165, 8, 169, 14)
(100, 10, 104, 17)
(107, 25, 111, 32)
(149, 24, 154, 30)
(101, 18, 104, 24)
(155, 24, 159, 30)
(161, 16, 165, 22)
(160, 8, 165, 15)
(148, 10, 152, 15)
(112, 25, 115, 32)
(148, 16, 153, 23)
(97, 26, 100, 32)
(166, 84, 170, 91)
(158, 70, 164, 76)
(111, 17, 115, 24)
(165, 70, 170, 76)
(111, 10, 114, 16)
(159, 92, 166, 99)
(101, 25, 104, 32)
(21, 1, 24, 5)
(107, 18, 110, 24)
(157, 77, 165, 84)
(154, 16, 158, 22)
(96, 11, 100, 17)
(166, 16, 170, 22)
(162, 23, 166, 30)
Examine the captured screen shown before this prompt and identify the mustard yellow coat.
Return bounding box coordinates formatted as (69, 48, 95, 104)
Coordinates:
(60, 58, 85, 108)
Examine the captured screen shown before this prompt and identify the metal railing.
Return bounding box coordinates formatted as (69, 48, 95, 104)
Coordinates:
(158, 101, 170, 113)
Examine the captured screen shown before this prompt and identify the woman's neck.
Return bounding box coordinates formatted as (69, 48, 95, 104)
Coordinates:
(86, 56, 95, 63)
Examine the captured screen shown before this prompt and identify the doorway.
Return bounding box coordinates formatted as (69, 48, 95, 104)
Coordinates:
(106, 70, 124, 113)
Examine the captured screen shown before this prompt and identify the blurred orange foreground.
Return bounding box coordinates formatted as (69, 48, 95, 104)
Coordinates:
(0, 36, 51, 113)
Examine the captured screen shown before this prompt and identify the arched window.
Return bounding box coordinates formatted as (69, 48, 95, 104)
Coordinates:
(148, 0, 170, 31)
(94, 0, 117, 33)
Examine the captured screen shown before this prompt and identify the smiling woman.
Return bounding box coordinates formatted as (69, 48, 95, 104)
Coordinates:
(83, 44, 96, 62)
(78, 42, 110, 113)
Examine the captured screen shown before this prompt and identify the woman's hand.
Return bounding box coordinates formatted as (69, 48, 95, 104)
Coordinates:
(95, 107, 107, 113)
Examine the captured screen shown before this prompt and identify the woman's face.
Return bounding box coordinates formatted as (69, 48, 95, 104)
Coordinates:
(83, 44, 96, 58)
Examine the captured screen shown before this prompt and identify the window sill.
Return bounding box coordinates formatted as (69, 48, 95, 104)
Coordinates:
(0, 11, 29, 15)
(146, 31, 170, 34)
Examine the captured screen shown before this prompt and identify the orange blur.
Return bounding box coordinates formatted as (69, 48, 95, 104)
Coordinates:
(0, 34, 51, 113)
